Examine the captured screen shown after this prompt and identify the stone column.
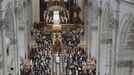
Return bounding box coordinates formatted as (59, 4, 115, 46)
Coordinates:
(32, 0, 40, 22)
(26, 0, 32, 52)
(111, 1, 120, 75)
(0, 21, 4, 75)
(0, 2, 3, 72)
(97, 0, 102, 75)
(24, 0, 28, 58)
(87, 0, 92, 59)
(1, 25, 8, 75)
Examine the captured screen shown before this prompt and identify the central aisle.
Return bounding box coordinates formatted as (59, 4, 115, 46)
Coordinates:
(51, 53, 65, 75)
(52, 32, 65, 75)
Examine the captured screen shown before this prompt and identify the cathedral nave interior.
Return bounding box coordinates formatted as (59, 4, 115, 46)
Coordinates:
(26, 0, 96, 75)
(0, 0, 134, 75)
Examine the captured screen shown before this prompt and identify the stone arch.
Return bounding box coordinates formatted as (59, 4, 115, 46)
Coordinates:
(98, 2, 114, 75)
(118, 14, 134, 51)
(116, 13, 134, 75)
(100, 2, 113, 42)
(92, 0, 98, 21)
(101, 2, 113, 31)
(3, 1, 17, 47)
(84, 0, 99, 58)
(4, 2, 15, 33)
(2, 2, 18, 75)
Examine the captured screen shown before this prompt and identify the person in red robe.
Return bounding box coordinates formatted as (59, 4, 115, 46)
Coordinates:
(54, 38, 61, 53)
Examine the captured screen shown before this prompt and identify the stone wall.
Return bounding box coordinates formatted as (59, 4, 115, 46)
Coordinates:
(87, 0, 134, 75)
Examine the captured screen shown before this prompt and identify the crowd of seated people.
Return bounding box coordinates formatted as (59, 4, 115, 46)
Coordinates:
(62, 29, 82, 48)
(28, 25, 53, 75)
(20, 21, 96, 75)
(62, 29, 86, 75)
(62, 29, 96, 75)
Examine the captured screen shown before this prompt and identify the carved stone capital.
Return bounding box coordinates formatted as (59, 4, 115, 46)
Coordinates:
(88, 1, 92, 7)
(100, 39, 112, 44)
(0, 20, 3, 30)
(91, 26, 98, 31)
(117, 60, 133, 68)
(14, 1, 23, 16)
(19, 26, 25, 31)
(98, 7, 102, 17)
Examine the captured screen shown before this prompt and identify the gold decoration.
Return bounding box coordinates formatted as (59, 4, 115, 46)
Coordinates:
(24, 59, 32, 70)
(52, 6, 61, 10)
(52, 25, 62, 31)
(60, 0, 64, 6)
(86, 58, 96, 69)
(30, 40, 37, 48)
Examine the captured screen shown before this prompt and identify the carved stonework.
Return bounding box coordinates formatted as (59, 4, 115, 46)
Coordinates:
(14, 7, 19, 16)
(98, 7, 102, 17)
(108, 17, 116, 30)
(19, 26, 25, 31)
(23, 1, 26, 8)
(128, 35, 134, 39)
(88, 1, 92, 7)
(0, 20, 3, 30)
(14, 0, 23, 16)
(125, 40, 134, 49)
(91, 26, 98, 31)
(129, 29, 134, 33)
(123, 22, 134, 50)
(100, 39, 112, 44)
(117, 60, 133, 68)
(0, 54, 3, 61)
(0, 60, 3, 68)
(131, 24, 134, 27)
(10, 39, 16, 45)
